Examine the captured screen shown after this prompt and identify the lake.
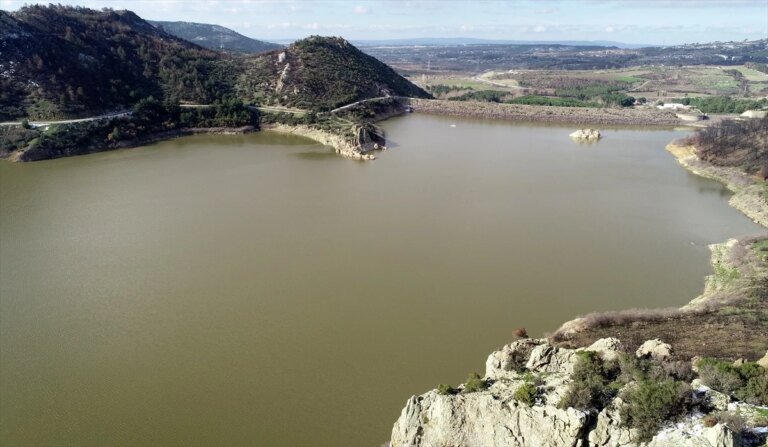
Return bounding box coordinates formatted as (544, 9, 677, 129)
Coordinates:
(0, 114, 762, 446)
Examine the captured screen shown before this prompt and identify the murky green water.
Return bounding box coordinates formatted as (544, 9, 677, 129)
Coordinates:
(0, 115, 762, 446)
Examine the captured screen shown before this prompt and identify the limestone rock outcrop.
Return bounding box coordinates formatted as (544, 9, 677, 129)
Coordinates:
(391, 338, 744, 447)
(584, 337, 624, 362)
(635, 339, 674, 361)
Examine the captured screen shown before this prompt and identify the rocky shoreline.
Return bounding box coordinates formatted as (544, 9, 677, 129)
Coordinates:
(409, 98, 683, 127)
(666, 142, 768, 228)
(262, 123, 378, 160)
(391, 337, 766, 447)
(390, 140, 768, 446)
(6, 125, 258, 162)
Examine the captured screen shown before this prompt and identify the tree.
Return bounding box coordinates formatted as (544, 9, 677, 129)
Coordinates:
(21, 118, 31, 129)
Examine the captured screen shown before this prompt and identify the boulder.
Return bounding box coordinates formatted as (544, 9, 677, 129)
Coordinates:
(692, 379, 731, 411)
(584, 337, 625, 362)
(391, 389, 590, 447)
(526, 344, 578, 375)
(485, 339, 544, 380)
(757, 351, 768, 369)
(569, 129, 601, 140)
(636, 339, 674, 361)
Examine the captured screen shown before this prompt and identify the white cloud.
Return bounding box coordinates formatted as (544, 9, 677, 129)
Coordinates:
(533, 25, 547, 33)
(605, 26, 615, 33)
(354, 5, 370, 14)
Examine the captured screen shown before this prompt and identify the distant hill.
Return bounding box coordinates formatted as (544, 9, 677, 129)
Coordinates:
(0, 6, 428, 119)
(353, 37, 650, 49)
(149, 20, 282, 54)
(237, 36, 430, 111)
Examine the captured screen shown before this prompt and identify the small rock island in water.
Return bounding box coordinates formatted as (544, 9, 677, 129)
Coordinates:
(569, 128, 602, 141)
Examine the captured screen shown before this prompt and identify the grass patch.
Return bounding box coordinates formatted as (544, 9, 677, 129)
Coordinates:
(437, 383, 458, 396)
(514, 372, 543, 406)
(752, 239, 768, 262)
(610, 75, 645, 83)
(462, 372, 490, 394)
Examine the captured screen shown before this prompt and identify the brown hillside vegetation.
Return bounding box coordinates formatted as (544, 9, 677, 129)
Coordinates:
(692, 117, 768, 176)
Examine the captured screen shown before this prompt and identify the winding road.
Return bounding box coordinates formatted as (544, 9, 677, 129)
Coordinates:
(0, 110, 131, 128)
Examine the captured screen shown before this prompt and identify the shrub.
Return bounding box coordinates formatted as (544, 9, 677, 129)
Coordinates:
(738, 374, 768, 405)
(713, 411, 746, 433)
(21, 118, 31, 129)
(702, 414, 719, 427)
(513, 328, 529, 339)
(559, 351, 617, 411)
(514, 381, 539, 406)
(697, 358, 768, 405)
(462, 372, 489, 393)
(662, 360, 695, 382)
(620, 379, 692, 443)
(437, 383, 458, 395)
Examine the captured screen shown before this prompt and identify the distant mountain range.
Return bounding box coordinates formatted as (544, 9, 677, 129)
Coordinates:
(350, 38, 652, 49)
(149, 20, 282, 53)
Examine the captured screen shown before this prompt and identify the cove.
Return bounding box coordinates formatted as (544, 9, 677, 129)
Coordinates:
(0, 114, 762, 446)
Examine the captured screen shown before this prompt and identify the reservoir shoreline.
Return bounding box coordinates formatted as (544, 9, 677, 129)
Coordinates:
(551, 139, 767, 360)
(3, 99, 710, 163)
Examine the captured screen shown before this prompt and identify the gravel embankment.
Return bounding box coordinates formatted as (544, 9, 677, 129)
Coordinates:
(410, 98, 682, 126)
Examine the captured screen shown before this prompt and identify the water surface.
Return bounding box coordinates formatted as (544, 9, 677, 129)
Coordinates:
(0, 115, 762, 446)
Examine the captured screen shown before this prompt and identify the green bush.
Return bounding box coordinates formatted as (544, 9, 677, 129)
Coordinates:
(514, 381, 539, 406)
(738, 374, 768, 405)
(697, 358, 768, 405)
(462, 372, 489, 394)
(559, 351, 617, 411)
(437, 384, 458, 395)
(620, 379, 692, 443)
(508, 95, 600, 108)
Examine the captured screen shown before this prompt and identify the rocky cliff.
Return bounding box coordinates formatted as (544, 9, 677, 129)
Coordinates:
(391, 338, 765, 447)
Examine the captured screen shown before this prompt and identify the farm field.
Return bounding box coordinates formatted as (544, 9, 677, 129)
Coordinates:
(419, 65, 768, 105)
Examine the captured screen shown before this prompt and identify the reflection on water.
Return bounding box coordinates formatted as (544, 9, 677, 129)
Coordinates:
(0, 116, 762, 447)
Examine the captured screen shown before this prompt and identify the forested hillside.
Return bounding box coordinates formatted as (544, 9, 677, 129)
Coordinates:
(237, 36, 430, 111)
(0, 5, 238, 120)
(0, 5, 428, 120)
(149, 21, 282, 54)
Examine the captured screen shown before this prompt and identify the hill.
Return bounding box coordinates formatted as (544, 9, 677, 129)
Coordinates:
(237, 36, 430, 111)
(149, 20, 282, 54)
(0, 5, 237, 120)
(0, 6, 428, 120)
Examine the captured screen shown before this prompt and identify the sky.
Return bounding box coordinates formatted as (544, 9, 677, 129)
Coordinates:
(1, 0, 767, 45)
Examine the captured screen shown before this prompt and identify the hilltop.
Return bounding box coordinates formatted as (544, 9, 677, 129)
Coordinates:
(0, 5, 428, 120)
(237, 36, 431, 111)
(149, 20, 282, 54)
